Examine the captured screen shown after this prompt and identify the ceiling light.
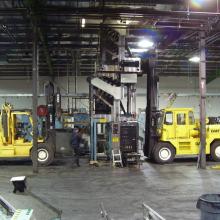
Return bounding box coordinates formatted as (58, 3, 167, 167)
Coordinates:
(81, 18, 86, 28)
(117, 19, 139, 25)
(117, 20, 136, 25)
(138, 39, 154, 48)
(189, 56, 200, 63)
(191, 0, 206, 9)
(130, 48, 149, 53)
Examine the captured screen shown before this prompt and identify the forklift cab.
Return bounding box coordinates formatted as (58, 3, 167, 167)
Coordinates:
(0, 104, 54, 165)
(162, 108, 197, 140)
(12, 113, 33, 144)
(0, 109, 33, 157)
(146, 108, 200, 164)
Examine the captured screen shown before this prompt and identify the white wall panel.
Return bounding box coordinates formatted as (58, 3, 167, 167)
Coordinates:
(0, 75, 219, 116)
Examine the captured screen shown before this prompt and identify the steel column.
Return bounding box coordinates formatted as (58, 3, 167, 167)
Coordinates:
(32, 23, 39, 173)
(118, 36, 125, 62)
(197, 31, 206, 169)
(113, 100, 120, 122)
(131, 84, 136, 116)
(67, 64, 70, 112)
(72, 51, 79, 110)
(127, 85, 131, 114)
(90, 119, 94, 161)
(90, 119, 97, 161)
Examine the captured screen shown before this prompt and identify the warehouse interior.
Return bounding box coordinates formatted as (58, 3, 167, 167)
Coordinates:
(1, 0, 220, 219)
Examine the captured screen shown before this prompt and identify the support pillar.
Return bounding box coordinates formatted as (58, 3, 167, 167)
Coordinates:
(197, 31, 206, 169)
(131, 84, 137, 117)
(113, 100, 120, 122)
(118, 36, 125, 63)
(127, 85, 131, 114)
(32, 23, 39, 173)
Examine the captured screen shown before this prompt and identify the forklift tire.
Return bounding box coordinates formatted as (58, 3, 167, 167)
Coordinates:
(211, 141, 220, 162)
(153, 142, 175, 164)
(31, 144, 54, 166)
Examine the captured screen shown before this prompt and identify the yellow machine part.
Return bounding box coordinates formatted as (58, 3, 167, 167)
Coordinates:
(160, 108, 220, 156)
(0, 104, 44, 158)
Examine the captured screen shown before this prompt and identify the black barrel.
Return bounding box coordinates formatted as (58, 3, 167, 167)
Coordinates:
(197, 194, 220, 220)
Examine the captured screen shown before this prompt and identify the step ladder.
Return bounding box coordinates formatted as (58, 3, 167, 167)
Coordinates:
(112, 149, 123, 167)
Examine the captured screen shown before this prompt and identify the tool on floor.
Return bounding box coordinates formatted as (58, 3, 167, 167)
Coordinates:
(112, 149, 123, 167)
(100, 203, 114, 220)
(142, 203, 166, 220)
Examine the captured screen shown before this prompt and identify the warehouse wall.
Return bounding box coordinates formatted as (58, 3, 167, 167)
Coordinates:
(0, 75, 220, 116)
(0, 76, 49, 109)
(137, 76, 220, 117)
(0, 76, 89, 110)
(56, 76, 89, 110)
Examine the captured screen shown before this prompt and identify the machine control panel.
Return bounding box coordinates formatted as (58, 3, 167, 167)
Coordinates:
(120, 122, 138, 153)
(112, 123, 120, 149)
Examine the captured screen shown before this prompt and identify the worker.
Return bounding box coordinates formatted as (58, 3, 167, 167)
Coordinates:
(71, 127, 82, 167)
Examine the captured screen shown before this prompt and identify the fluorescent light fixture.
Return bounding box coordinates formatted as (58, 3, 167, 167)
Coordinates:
(130, 48, 149, 53)
(138, 39, 154, 48)
(189, 56, 200, 63)
(81, 18, 86, 28)
(117, 19, 137, 25)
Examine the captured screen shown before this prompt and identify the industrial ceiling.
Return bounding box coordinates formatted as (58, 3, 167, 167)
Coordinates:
(0, 0, 220, 82)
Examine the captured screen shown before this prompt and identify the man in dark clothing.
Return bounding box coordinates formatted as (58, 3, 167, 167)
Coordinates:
(71, 127, 81, 167)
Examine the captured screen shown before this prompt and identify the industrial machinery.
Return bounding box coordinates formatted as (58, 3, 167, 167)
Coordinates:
(90, 116, 112, 162)
(120, 121, 139, 165)
(143, 59, 220, 164)
(0, 103, 55, 165)
(89, 31, 141, 164)
(147, 107, 220, 164)
(90, 69, 140, 164)
(0, 101, 90, 166)
(0, 77, 90, 166)
(0, 191, 61, 219)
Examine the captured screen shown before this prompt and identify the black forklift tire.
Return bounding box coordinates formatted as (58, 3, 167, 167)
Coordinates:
(211, 141, 220, 162)
(153, 142, 175, 164)
(31, 144, 54, 166)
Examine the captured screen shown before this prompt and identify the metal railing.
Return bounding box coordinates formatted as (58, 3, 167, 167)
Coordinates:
(100, 203, 114, 220)
(142, 203, 166, 220)
(100, 202, 166, 220)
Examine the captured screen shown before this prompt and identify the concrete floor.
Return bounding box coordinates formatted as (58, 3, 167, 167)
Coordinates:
(0, 158, 219, 220)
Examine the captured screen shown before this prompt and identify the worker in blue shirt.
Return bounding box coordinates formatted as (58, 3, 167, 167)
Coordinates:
(71, 127, 82, 167)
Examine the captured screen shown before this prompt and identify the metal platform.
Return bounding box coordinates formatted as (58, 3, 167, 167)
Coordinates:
(0, 191, 61, 220)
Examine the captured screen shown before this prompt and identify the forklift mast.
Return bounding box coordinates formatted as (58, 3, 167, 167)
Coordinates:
(143, 59, 159, 158)
(1, 103, 12, 144)
(45, 82, 55, 130)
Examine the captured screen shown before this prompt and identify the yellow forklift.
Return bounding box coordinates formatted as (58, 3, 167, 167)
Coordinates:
(149, 107, 220, 164)
(144, 59, 220, 164)
(0, 103, 55, 165)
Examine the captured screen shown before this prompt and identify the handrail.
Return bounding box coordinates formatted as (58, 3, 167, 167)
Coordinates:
(142, 203, 166, 220)
(99, 202, 166, 220)
(0, 195, 16, 217)
(100, 203, 113, 220)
